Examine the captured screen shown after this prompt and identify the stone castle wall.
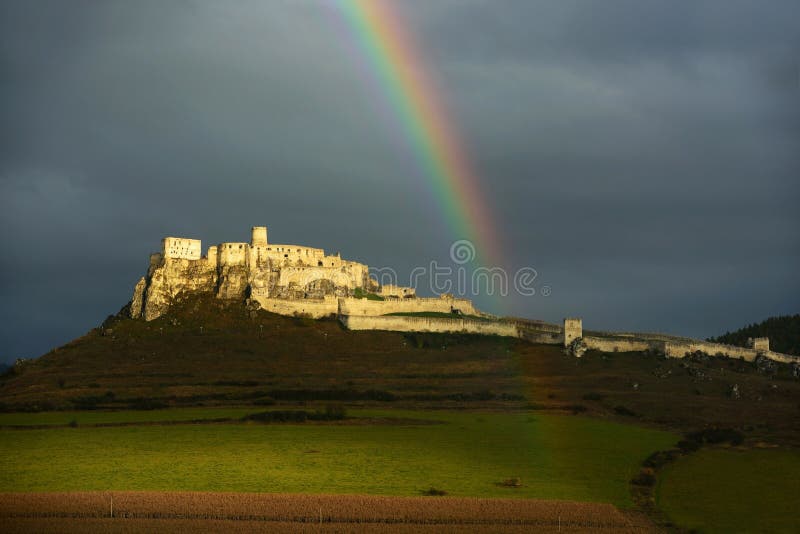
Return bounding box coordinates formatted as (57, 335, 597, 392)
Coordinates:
(378, 285, 416, 298)
(661, 339, 760, 361)
(583, 336, 655, 353)
(218, 243, 249, 265)
(519, 330, 563, 344)
(162, 237, 202, 260)
(339, 296, 478, 317)
(574, 321, 799, 364)
(254, 295, 339, 319)
(340, 314, 518, 337)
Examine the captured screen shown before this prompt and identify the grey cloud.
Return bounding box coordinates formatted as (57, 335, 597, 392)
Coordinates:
(1, 0, 798, 362)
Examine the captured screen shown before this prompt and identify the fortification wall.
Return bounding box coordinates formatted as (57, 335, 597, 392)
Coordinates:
(340, 314, 518, 337)
(250, 244, 326, 266)
(378, 285, 416, 298)
(278, 265, 366, 290)
(764, 351, 799, 364)
(218, 243, 249, 265)
(509, 319, 562, 334)
(584, 336, 655, 353)
(519, 330, 562, 344)
(253, 295, 339, 318)
(338, 296, 478, 316)
(162, 237, 201, 260)
(662, 340, 759, 361)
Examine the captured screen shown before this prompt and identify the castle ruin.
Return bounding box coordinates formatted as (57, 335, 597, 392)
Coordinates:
(131, 226, 375, 321)
(129, 226, 799, 367)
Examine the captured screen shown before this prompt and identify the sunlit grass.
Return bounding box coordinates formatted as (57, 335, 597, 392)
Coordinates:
(0, 409, 676, 507)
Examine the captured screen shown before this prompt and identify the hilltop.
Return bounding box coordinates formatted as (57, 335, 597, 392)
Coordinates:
(2, 294, 799, 444)
(710, 314, 800, 356)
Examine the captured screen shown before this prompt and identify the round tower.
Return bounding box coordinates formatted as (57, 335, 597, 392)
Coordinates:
(251, 226, 268, 247)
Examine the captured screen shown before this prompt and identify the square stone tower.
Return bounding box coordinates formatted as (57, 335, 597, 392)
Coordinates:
(748, 337, 770, 352)
(564, 318, 583, 347)
(251, 226, 268, 247)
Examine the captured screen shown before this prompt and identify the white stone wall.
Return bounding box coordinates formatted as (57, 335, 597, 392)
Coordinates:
(260, 244, 326, 265)
(162, 237, 202, 260)
(519, 330, 563, 344)
(378, 285, 416, 298)
(253, 295, 339, 318)
(218, 243, 249, 265)
(583, 336, 654, 353)
(340, 314, 518, 337)
(338, 296, 478, 316)
(763, 350, 798, 364)
(662, 340, 759, 361)
(278, 265, 365, 290)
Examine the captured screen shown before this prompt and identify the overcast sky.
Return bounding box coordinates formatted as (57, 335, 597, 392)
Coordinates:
(1, 0, 798, 363)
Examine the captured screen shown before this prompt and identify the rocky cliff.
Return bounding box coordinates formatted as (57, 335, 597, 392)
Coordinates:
(131, 255, 219, 321)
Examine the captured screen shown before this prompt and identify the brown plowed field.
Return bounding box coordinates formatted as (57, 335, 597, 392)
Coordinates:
(0, 492, 654, 532)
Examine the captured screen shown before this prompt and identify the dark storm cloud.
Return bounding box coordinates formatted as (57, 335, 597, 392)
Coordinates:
(1, 1, 798, 361)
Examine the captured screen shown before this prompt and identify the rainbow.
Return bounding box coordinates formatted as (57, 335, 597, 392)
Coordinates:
(330, 0, 501, 270)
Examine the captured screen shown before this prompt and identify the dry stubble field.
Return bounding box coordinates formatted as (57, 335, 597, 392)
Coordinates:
(0, 492, 653, 533)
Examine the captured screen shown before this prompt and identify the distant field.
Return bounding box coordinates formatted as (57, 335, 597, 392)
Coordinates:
(0, 410, 676, 507)
(657, 448, 800, 533)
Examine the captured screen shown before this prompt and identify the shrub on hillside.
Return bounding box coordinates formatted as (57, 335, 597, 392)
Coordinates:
(318, 403, 347, 420)
(244, 410, 309, 423)
(613, 405, 638, 417)
(685, 427, 744, 446)
(630, 470, 656, 487)
(676, 439, 701, 453)
(643, 449, 681, 469)
(266, 389, 396, 402)
(126, 398, 168, 410)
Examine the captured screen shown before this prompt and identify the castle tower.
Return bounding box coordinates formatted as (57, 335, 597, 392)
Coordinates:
(564, 318, 583, 347)
(748, 337, 770, 352)
(251, 226, 268, 247)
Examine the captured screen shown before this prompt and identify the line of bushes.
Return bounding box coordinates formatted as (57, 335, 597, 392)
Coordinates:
(243, 404, 347, 423)
(405, 391, 525, 402)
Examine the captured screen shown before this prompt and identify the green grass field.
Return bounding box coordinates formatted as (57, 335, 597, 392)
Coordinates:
(0, 409, 676, 507)
(657, 448, 800, 533)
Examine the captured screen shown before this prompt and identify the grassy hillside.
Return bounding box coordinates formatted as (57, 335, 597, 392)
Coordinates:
(709, 314, 800, 355)
(2, 294, 799, 442)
